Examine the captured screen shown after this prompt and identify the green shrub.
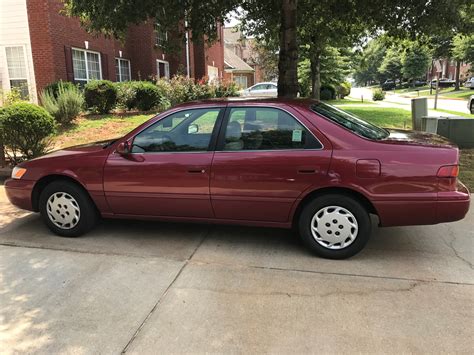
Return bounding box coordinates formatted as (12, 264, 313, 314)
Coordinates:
(320, 85, 336, 100)
(40, 82, 84, 125)
(44, 80, 76, 99)
(372, 88, 386, 101)
(337, 82, 351, 98)
(213, 80, 239, 98)
(1, 87, 27, 106)
(116, 81, 138, 110)
(134, 82, 162, 111)
(0, 103, 56, 162)
(84, 80, 117, 114)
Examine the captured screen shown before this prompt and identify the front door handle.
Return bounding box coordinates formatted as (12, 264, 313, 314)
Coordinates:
(188, 169, 206, 174)
(298, 169, 316, 174)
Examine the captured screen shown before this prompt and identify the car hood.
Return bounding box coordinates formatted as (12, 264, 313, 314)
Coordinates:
(381, 129, 457, 148)
(28, 139, 118, 162)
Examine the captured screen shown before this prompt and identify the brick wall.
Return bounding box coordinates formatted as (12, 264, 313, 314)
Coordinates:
(27, 0, 225, 96)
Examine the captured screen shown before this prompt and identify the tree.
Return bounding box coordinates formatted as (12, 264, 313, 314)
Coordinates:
(249, 40, 279, 81)
(66, 0, 473, 98)
(353, 38, 387, 86)
(402, 42, 431, 87)
(379, 47, 403, 83)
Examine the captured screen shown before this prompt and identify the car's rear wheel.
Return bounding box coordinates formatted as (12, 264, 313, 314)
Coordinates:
(39, 180, 98, 237)
(298, 194, 371, 259)
(470, 102, 474, 114)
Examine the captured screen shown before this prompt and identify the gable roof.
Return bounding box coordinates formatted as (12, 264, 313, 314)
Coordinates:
(224, 47, 254, 72)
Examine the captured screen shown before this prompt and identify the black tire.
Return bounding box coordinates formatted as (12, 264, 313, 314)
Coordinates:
(39, 180, 98, 237)
(470, 103, 474, 115)
(298, 194, 371, 259)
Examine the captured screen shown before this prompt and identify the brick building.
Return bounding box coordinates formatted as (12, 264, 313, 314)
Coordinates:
(427, 59, 471, 82)
(0, 0, 225, 103)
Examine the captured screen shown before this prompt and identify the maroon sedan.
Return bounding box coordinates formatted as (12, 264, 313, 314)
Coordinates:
(5, 99, 470, 259)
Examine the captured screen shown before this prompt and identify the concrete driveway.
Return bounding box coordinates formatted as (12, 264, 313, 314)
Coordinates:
(0, 186, 473, 354)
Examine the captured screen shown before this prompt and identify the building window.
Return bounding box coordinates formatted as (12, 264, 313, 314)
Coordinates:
(5, 46, 29, 99)
(72, 48, 102, 83)
(234, 75, 248, 89)
(155, 23, 168, 48)
(115, 58, 131, 82)
(157, 60, 170, 79)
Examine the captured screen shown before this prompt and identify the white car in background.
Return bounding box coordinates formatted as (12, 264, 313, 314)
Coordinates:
(240, 82, 278, 97)
(464, 77, 474, 89)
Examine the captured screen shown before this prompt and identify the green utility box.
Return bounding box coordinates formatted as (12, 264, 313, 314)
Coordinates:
(421, 116, 474, 148)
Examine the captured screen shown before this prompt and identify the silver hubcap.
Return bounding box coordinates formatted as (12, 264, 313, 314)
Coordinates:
(311, 206, 358, 250)
(46, 192, 80, 229)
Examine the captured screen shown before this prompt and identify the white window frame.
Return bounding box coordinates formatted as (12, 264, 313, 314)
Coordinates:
(157, 59, 170, 79)
(234, 75, 248, 89)
(5, 45, 30, 96)
(155, 23, 169, 48)
(72, 47, 102, 83)
(115, 58, 131, 82)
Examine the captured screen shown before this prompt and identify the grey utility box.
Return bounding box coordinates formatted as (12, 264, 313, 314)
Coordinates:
(421, 116, 474, 148)
(411, 97, 428, 131)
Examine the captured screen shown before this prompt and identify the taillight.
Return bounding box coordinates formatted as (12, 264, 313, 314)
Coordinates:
(437, 165, 459, 178)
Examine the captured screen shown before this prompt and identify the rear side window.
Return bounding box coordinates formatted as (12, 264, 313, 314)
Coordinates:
(223, 107, 322, 151)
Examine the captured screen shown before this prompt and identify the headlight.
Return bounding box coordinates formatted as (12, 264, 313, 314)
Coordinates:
(12, 166, 27, 179)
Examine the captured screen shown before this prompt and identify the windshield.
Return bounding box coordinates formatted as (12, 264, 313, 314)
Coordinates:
(310, 102, 389, 140)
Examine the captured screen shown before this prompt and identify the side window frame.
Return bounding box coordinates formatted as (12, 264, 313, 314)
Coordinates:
(129, 107, 226, 154)
(215, 106, 323, 152)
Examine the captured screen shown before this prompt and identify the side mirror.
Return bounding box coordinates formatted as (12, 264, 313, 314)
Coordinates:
(116, 141, 131, 155)
(188, 124, 199, 134)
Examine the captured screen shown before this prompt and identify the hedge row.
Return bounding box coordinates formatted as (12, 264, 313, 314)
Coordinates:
(78, 76, 239, 114)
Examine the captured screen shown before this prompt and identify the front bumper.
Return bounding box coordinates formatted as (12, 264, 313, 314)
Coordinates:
(4, 178, 35, 211)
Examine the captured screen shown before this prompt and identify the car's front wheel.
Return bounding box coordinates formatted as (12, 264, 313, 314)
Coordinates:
(470, 102, 474, 114)
(298, 194, 372, 259)
(39, 180, 98, 237)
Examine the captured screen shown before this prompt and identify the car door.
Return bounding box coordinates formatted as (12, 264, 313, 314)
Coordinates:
(104, 107, 224, 218)
(210, 105, 332, 223)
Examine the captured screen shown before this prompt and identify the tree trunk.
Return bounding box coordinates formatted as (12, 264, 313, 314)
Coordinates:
(310, 47, 321, 100)
(277, 0, 299, 98)
(454, 60, 461, 91)
(0, 142, 5, 168)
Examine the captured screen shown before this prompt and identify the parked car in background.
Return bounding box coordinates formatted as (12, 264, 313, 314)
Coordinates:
(5, 99, 470, 259)
(240, 82, 278, 97)
(381, 80, 396, 90)
(468, 95, 474, 114)
(431, 78, 456, 88)
(464, 77, 474, 89)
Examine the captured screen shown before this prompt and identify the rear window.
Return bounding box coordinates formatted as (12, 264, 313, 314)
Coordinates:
(310, 102, 389, 140)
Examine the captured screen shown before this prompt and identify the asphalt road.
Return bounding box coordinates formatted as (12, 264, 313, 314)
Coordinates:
(350, 87, 471, 116)
(1, 186, 473, 354)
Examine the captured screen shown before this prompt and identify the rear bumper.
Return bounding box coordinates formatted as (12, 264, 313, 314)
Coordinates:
(375, 182, 470, 227)
(4, 178, 35, 211)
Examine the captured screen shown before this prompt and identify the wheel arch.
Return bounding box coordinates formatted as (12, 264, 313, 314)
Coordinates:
(31, 174, 93, 212)
(291, 186, 379, 227)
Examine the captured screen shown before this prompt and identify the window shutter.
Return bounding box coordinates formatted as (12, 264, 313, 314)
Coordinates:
(64, 46, 74, 82)
(101, 53, 109, 80)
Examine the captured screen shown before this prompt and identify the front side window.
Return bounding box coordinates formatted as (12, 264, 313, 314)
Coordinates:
(5, 46, 29, 99)
(223, 107, 322, 151)
(115, 58, 131, 82)
(132, 108, 222, 153)
(72, 48, 102, 83)
(311, 102, 389, 140)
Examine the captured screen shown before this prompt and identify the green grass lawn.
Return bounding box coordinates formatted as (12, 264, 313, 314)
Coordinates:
(336, 106, 412, 129)
(54, 113, 153, 148)
(391, 86, 472, 100)
(434, 108, 474, 118)
(324, 99, 375, 105)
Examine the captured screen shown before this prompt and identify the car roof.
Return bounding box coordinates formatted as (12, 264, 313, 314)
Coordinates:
(174, 97, 319, 108)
